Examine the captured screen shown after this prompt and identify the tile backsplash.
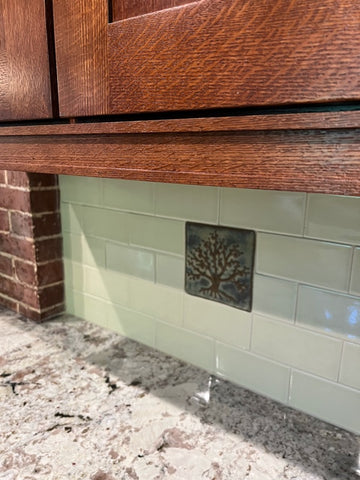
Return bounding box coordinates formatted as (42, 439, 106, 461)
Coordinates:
(60, 176, 360, 434)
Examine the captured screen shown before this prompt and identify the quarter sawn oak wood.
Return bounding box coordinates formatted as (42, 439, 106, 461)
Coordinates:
(0, 115, 359, 196)
(0, 0, 53, 121)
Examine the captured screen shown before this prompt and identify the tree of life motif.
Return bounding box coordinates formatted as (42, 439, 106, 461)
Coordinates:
(187, 230, 250, 303)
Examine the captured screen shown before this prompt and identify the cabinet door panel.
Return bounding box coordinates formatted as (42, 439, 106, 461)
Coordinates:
(0, 0, 53, 121)
(54, 0, 360, 117)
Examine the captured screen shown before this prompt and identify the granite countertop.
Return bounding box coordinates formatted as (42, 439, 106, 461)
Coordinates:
(0, 306, 359, 480)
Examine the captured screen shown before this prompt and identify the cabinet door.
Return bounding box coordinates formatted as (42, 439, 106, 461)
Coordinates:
(53, 0, 360, 117)
(0, 0, 53, 121)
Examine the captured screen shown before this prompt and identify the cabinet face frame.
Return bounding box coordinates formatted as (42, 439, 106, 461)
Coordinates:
(0, 0, 53, 121)
(53, 0, 360, 118)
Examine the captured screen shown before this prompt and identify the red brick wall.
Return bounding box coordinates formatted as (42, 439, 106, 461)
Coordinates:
(0, 171, 64, 321)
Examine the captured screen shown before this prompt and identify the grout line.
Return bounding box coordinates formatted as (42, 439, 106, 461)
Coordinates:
(347, 246, 356, 293)
(302, 192, 310, 237)
(336, 340, 345, 382)
(248, 313, 254, 351)
(293, 283, 301, 324)
(287, 369, 293, 404)
(217, 187, 222, 225)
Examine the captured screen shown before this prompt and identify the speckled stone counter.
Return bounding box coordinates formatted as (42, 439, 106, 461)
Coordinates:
(0, 307, 359, 480)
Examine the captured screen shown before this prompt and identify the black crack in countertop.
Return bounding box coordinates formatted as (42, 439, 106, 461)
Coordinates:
(0, 306, 359, 480)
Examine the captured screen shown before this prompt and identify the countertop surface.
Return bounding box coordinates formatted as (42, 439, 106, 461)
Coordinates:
(0, 306, 359, 480)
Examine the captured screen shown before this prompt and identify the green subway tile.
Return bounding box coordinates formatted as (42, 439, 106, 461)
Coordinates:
(252, 315, 342, 380)
(184, 295, 251, 349)
(297, 286, 360, 341)
(290, 371, 360, 434)
(103, 178, 155, 214)
(107, 303, 155, 347)
(155, 183, 218, 222)
(106, 242, 154, 281)
(220, 188, 306, 235)
(59, 175, 102, 205)
(257, 233, 352, 292)
(156, 322, 214, 372)
(70, 291, 108, 328)
(156, 254, 185, 289)
(305, 194, 360, 244)
(63, 233, 105, 268)
(216, 342, 290, 403)
(130, 215, 184, 255)
(129, 278, 183, 325)
(84, 266, 130, 306)
(253, 275, 297, 322)
(82, 205, 130, 243)
(60, 202, 83, 234)
(350, 248, 360, 295)
(63, 259, 85, 291)
(339, 342, 360, 390)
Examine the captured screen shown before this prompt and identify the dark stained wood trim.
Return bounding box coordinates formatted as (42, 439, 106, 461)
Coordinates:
(52, 0, 109, 117)
(0, 128, 359, 196)
(108, 0, 360, 114)
(0, 0, 53, 121)
(1, 111, 360, 136)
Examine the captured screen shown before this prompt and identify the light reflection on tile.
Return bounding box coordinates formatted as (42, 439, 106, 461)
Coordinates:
(296, 286, 360, 341)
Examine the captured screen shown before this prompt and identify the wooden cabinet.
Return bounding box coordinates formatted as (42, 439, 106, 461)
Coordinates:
(0, 0, 54, 121)
(52, 0, 360, 117)
(0, 0, 359, 197)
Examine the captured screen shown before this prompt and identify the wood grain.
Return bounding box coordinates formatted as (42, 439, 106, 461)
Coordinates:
(0, 0, 53, 121)
(111, 0, 200, 21)
(0, 128, 359, 196)
(108, 0, 360, 114)
(1, 111, 360, 136)
(52, 0, 109, 117)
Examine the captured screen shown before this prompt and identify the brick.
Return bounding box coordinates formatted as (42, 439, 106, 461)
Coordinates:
(18, 304, 41, 321)
(37, 260, 64, 286)
(18, 302, 64, 322)
(0, 171, 6, 185)
(22, 285, 40, 309)
(40, 303, 64, 320)
(6, 171, 30, 188)
(0, 293, 18, 313)
(0, 275, 25, 304)
(10, 212, 33, 237)
(0, 210, 9, 232)
(33, 212, 61, 238)
(30, 189, 59, 213)
(35, 236, 62, 262)
(38, 283, 64, 309)
(0, 233, 35, 261)
(0, 254, 13, 277)
(14, 260, 36, 286)
(28, 173, 58, 188)
(0, 187, 31, 211)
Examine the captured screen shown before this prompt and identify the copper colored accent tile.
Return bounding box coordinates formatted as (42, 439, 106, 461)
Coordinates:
(185, 222, 255, 311)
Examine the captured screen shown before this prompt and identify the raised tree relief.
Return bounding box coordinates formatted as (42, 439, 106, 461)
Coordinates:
(185, 223, 255, 311)
(110, 0, 200, 22)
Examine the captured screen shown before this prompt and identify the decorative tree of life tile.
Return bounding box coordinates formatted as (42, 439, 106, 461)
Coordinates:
(185, 223, 255, 311)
